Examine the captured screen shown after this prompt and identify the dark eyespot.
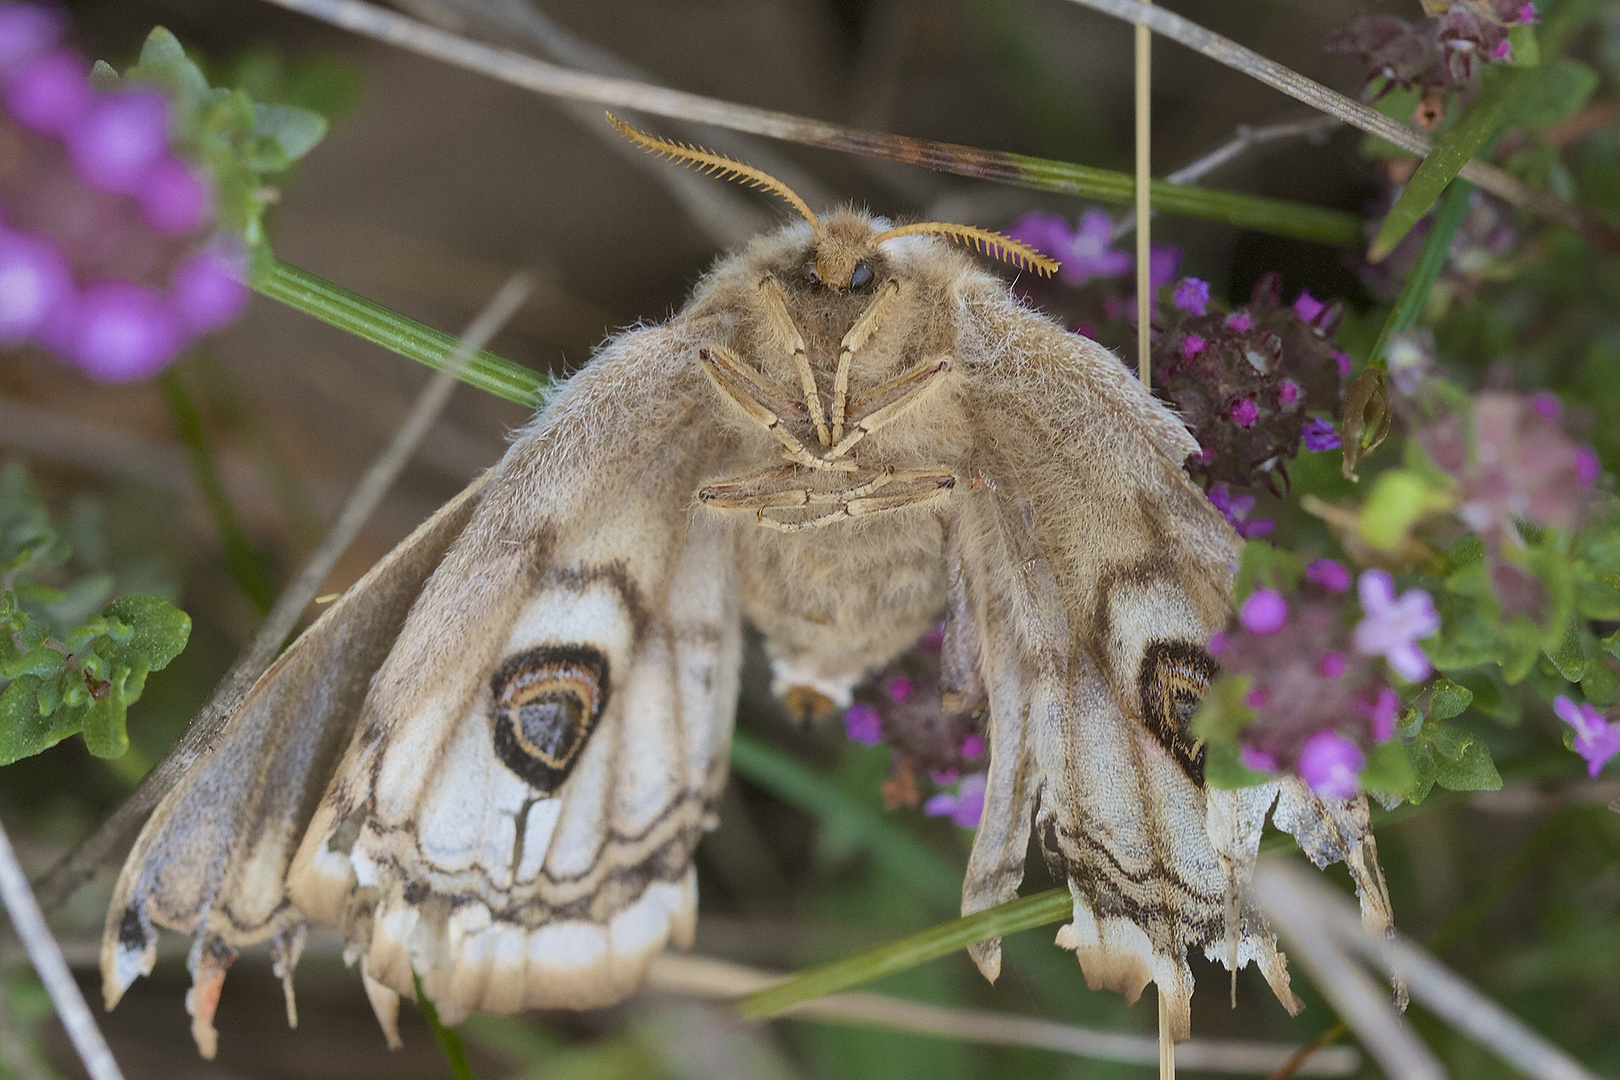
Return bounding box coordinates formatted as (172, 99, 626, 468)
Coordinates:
(805, 261, 820, 285)
(1138, 640, 1217, 785)
(491, 645, 610, 793)
(849, 260, 874, 290)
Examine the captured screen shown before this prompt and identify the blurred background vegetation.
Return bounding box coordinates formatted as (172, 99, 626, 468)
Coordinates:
(2, 0, 1619, 1077)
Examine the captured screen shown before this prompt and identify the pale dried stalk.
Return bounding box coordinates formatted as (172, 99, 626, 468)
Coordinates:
(1280, 861, 1605, 1080)
(647, 954, 1361, 1076)
(1062, 0, 1601, 240)
(0, 820, 125, 1080)
(1134, 2, 1152, 395)
(33, 275, 534, 912)
(1253, 862, 1446, 1080)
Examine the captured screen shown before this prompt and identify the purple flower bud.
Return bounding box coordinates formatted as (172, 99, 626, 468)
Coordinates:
(1231, 398, 1259, 428)
(1305, 557, 1352, 593)
(1240, 589, 1288, 636)
(886, 676, 913, 703)
(960, 733, 985, 759)
(843, 702, 884, 746)
(68, 280, 182, 381)
(1148, 245, 1182, 291)
(1367, 687, 1399, 742)
(1278, 379, 1301, 406)
(0, 225, 72, 342)
(1172, 276, 1210, 315)
(137, 155, 210, 234)
(1245, 685, 1269, 709)
(1489, 38, 1513, 61)
(68, 86, 170, 195)
(1331, 349, 1352, 377)
(169, 249, 247, 335)
(1517, 2, 1538, 24)
(1225, 311, 1253, 332)
(1302, 417, 1341, 451)
(1297, 729, 1365, 799)
(1576, 447, 1600, 488)
(4, 47, 88, 135)
(1181, 333, 1206, 358)
(1239, 744, 1278, 773)
(1552, 696, 1619, 778)
(1292, 290, 1325, 324)
(1207, 630, 1227, 657)
(1530, 392, 1561, 421)
(0, 3, 62, 75)
(1319, 652, 1347, 678)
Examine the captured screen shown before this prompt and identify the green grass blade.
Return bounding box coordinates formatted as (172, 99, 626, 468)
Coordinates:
(1368, 90, 1507, 262)
(159, 367, 277, 615)
(727, 733, 962, 907)
(252, 259, 550, 408)
(413, 971, 480, 1080)
(1367, 179, 1475, 367)
(737, 888, 1072, 1019)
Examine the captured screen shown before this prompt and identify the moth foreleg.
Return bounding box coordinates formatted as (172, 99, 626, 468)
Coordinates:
(829, 357, 952, 460)
(756, 470, 955, 531)
(758, 276, 831, 447)
(830, 278, 901, 442)
(699, 345, 847, 472)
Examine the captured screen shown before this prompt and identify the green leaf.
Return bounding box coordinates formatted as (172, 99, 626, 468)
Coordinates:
(1574, 570, 1620, 619)
(1203, 742, 1273, 789)
(1191, 674, 1257, 746)
(1429, 722, 1504, 792)
(1358, 468, 1450, 551)
(1232, 541, 1303, 602)
(102, 595, 191, 671)
(80, 672, 135, 759)
(1, 646, 65, 679)
(1368, 180, 1476, 366)
(1403, 732, 1439, 804)
(0, 676, 66, 766)
(1497, 57, 1598, 131)
(1429, 678, 1474, 721)
(249, 102, 328, 165)
(1546, 620, 1588, 682)
(131, 27, 210, 114)
(1581, 653, 1620, 707)
(1369, 92, 1508, 262)
(1363, 738, 1417, 797)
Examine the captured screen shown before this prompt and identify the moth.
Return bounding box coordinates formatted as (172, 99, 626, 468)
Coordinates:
(101, 115, 1394, 1056)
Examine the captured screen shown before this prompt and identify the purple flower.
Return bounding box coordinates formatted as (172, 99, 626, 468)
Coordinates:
(1517, 3, 1538, 24)
(1006, 208, 1129, 287)
(4, 48, 88, 135)
(1530, 392, 1561, 421)
(170, 248, 248, 334)
(1352, 570, 1439, 682)
(1305, 558, 1352, 594)
(1278, 380, 1301, 407)
(68, 281, 181, 381)
(1240, 589, 1289, 636)
(1319, 652, 1348, 678)
(0, 225, 72, 342)
(1297, 729, 1365, 799)
(1149, 244, 1182, 291)
(137, 155, 211, 234)
(886, 676, 913, 703)
(1362, 687, 1400, 742)
(1552, 697, 1620, 778)
(1292, 290, 1325, 324)
(1490, 38, 1512, 61)
(1239, 744, 1278, 773)
(1331, 349, 1352, 377)
(1181, 333, 1206, 358)
(924, 772, 986, 828)
(960, 733, 985, 760)
(0, 3, 61, 74)
(68, 87, 169, 195)
(1225, 311, 1253, 332)
(1302, 417, 1341, 451)
(1172, 276, 1210, 315)
(1231, 399, 1259, 429)
(844, 702, 884, 746)
(1576, 447, 1600, 488)
(1208, 483, 1274, 539)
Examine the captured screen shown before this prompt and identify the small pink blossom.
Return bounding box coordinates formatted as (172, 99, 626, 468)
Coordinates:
(1490, 38, 1512, 61)
(1305, 558, 1352, 593)
(1331, 349, 1352, 377)
(1352, 570, 1439, 682)
(960, 733, 985, 760)
(1292, 290, 1325, 324)
(1240, 589, 1288, 636)
(844, 702, 883, 746)
(1297, 730, 1365, 799)
(1231, 398, 1259, 428)
(924, 772, 986, 828)
(1225, 311, 1253, 332)
(1239, 744, 1278, 772)
(1517, 3, 1538, 24)
(1576, 448, 1600, 488)
(885, 676, 913, 703)
(1173, 276, 1210, 315)
(1552, 696, 1620, 778)
(1181, 333, 1206, 358)
(1319, 652, 1347, 678)
(1278, 380, 1301, 406)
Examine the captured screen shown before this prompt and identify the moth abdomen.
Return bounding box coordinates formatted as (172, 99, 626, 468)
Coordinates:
(1138, 640, 1218, 785)
(491, 644, 611, 793)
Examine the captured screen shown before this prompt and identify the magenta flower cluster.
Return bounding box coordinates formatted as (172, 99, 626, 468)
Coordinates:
(1214, 564, 1435, 799)
(0, 2, 245, 381)
(1325, 0, 1537, 99)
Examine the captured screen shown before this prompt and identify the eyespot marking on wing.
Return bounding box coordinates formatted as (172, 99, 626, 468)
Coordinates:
(492, 645, 611, 793)
(1138, 640, 1216, 785)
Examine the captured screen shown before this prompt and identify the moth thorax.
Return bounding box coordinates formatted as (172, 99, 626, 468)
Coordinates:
(491, 644, 610, 794)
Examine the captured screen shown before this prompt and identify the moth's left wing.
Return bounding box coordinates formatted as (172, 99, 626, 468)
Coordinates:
(952, 290, 1391, 1039)
(285, 317, 741, 1037)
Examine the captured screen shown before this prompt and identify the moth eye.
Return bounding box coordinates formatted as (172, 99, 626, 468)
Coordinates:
(849, 260, 874, 290)
(491, 645, 610, 794)
(805, 262, 820, 285)
(1138, 640, 1217, 785)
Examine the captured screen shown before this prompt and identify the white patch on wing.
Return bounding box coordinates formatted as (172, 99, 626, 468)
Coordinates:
(415, 710, 532, 877)
(514, 798, 563, 884)
(504, 578, 635, 667)
(609, 627, 685, 836)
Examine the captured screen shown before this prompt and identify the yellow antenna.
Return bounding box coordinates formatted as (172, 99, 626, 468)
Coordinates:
(607, 113, 819, 228)
(872, 221, 1058, 277)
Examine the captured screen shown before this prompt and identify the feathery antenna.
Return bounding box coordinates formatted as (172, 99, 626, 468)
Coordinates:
(607, 113, 819, 227)
(872, 222, 1058, 277)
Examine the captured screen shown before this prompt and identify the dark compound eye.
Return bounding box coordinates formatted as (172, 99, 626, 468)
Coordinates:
(491, 645, 610, 793)
(849, 260, 874, 289)
(805, 261, 820, 285)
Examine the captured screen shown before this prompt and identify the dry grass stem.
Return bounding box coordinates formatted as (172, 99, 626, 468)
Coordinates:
(1277, 861, 1605, 1080)
(1062, 0, 1614, 246)
(32, 274, 534, 913)
(1254, 862, 1445, 1080)
(646, 954, 1361, 1076)
(0, 820, 125, 1080)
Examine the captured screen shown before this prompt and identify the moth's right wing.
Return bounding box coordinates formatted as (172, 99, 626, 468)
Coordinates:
(283, 316, 742, 1037)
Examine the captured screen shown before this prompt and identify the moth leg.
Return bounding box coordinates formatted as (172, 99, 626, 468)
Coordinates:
(758, 275, 831, 447)
(828, 357, 952, 460)
(830, 278, 901, 443)
(699, 345, 854, 472)
(758, 470, 956, 531)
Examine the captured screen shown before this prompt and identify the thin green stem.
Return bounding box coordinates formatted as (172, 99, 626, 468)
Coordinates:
(1367, 179, 1475, 368)
(159, 367, 276, 615)
(737, 888, 1072, 1019)
(728, 733, 961, 907)
(412, 971, 480, 1080)
(251, 259, 550, 408)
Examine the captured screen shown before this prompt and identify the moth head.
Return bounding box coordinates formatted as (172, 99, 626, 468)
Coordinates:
(607, 113, 1058, 286)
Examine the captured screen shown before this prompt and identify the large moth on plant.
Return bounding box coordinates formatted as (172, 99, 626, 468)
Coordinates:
(102, 116, 1393, 1055)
